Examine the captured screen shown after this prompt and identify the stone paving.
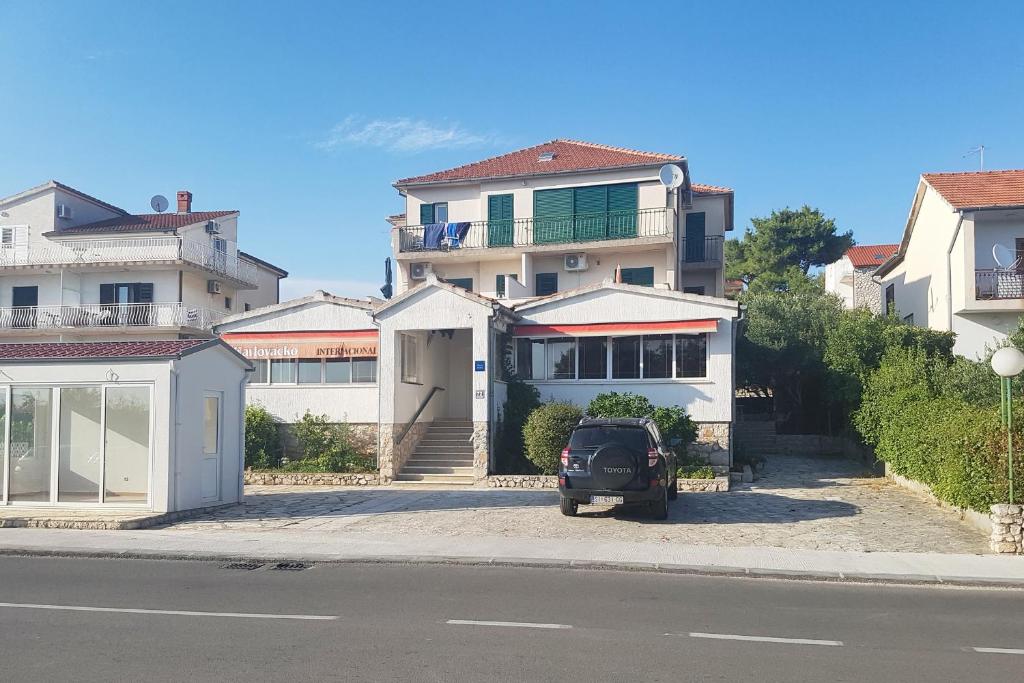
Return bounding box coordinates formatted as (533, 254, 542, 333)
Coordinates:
(167, 455, 990, 554)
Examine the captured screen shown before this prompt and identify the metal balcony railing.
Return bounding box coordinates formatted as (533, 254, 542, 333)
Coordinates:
(0, 237, 259, 286)
(680, 236, 724, 265)
(397, 207, 671, 253)
(976, 269, 1024, 300)
(0, 303, 225, 332)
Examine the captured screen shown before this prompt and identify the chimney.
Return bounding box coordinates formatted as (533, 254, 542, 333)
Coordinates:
(176, 190, 193, 214)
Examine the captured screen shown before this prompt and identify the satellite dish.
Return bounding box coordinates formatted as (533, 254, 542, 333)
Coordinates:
(993, 243, 1018, 269)
(658, 164, 685, 189)
(150, 195, 169, 213)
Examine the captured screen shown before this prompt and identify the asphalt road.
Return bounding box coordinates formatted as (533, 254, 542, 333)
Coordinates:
(0, 556, 1022, 682)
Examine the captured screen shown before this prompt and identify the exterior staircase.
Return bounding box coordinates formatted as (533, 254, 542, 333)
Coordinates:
(394, 419, 476, 485)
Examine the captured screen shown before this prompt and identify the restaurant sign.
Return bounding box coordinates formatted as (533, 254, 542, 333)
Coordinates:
(228, 339, 378, 360)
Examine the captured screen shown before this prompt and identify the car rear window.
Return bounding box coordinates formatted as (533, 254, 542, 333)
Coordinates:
(569, 426, 650, 452)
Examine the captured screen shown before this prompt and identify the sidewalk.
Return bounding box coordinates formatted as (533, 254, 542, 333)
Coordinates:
(2, 526, 1022, 586)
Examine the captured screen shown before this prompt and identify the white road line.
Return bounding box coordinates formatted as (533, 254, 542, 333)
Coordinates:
(447, 619, 572, 630)
(0, 601, 338, 621)
(971, 647, 1024, 655)
(685, 632, 843, 647)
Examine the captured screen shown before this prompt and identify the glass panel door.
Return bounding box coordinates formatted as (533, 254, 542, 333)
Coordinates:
(8, 388, 53, 502)
(58, 387, 102, 503)
(0, 389, 6, 503)
(103, 386, 150, 503)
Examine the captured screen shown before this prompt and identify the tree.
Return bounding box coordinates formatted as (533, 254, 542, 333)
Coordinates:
(726, 206, 854, 291)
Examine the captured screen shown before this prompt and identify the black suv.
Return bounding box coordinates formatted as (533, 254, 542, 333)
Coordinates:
(558, 417, 679, 520)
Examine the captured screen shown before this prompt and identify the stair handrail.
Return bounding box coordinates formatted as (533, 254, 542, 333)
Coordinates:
(396, 386, 446, 446)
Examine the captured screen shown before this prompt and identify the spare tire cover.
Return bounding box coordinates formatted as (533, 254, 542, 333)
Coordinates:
(589, 444, 640, 489)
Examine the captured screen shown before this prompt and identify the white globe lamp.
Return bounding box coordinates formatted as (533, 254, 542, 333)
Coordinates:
(991, 346, 1024, 378)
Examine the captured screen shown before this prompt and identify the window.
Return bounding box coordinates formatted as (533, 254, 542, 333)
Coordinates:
(643, 335, 673, 378)
(203, 395, 220, 455)
(244, 303, 252, 312)
(533, 183, 638, 243)
(446, 277, 473, 291)
(8, 387, 53, 502)
(419, 202, 448, 224)
(58, 387, 102, 502)
(352, 358, 377, 383)
(1, 227, 13, 245)
(324, 358, 351, 383)
(683, 286, 706, 295)
(297, 359, 323, 384)
(620, 267, 655, 287)
(270, 359, 296, 384)
(578, 337, 607, 379)
(612, 336, 642, 379)
(496, 273, 518, 299)
(885, 284, 895, 314)
(535, 272, 558, 296)
(676, 334, 707, 378)
(546, 339, 576, 380)
(255, 357, 377, 385)
(514, 333, 707, 381)
(100, 282, 154, 305)
(515, 338, 546, 380)
(224, 296, 232, 310)
(104, 386, 151, 502)
(250, 360, 269, 384)
(903, 313, 914, 325)
(401, 333, 420, 383)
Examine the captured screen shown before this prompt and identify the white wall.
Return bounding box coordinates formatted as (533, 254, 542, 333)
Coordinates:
(824, 256, 855, 308)
(952, 311, 1021, 359)
(217, 299, 373, 333)
(236, 261, 284, 311)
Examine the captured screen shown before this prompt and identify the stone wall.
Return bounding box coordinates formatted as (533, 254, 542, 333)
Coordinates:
(244, 471, 380, 486)
(678, 475, 730, 492)
(852, 267, 882, 314)
(472, 421, 489, 481)
(378, 421, 430, 483)
(487, 475, 558, 489)
(687, 421, 731, 467)
(990, 504, 1024, 554)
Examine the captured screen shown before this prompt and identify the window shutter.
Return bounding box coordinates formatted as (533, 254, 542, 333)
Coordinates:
(684, 212, 707, 262)
(487, 194, 514, 246)
(419, 203, 434, 225)
(607, 183, 638, 237)
(136, 282, 155, 303)
(535, 272, 558, 296)
(496, 274, 506, 298)
(533, 189, 573, 243)
(100, 284, 116, 305)
(573, 185, 608, 241)
(621, 267, 654, 287)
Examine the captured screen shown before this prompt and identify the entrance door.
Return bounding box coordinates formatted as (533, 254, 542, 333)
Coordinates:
(201, 393, 221, 501)
(11, 286, 38, 328)
(684, 212, 706, 263)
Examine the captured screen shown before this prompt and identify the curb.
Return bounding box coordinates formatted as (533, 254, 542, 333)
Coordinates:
(1, 547, 1021, 589)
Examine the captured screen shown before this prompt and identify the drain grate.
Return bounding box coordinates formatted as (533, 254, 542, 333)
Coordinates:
(271, 561, 312, 571)
(222, 562, 265, 571)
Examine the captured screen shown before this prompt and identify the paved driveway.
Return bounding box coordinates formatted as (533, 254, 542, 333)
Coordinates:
(168, 455, 989, 554)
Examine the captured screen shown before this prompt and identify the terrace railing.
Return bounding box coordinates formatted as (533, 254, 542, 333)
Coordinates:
(976, 269, 1024, 300)
(0, 303, 224, 332)
(679, 236, 725, 265)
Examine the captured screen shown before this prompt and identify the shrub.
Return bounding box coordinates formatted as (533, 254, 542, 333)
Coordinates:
(290, 412, 374, 473)
(678, 465, 715, 479)
(495, 375, 542, 474)
(523, 402, 583, 475)
(586, 392, 697, 445)
(244, 404, 281, 469)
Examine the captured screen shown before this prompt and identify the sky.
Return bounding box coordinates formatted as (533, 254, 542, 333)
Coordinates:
(2, 0, 1022, 299)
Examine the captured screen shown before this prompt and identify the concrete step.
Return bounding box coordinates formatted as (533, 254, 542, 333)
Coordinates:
(392, 473, 475, 485)
(418, 438, 473, 445)
(414, 445, 473, 453)
(425, 429, 473, 437)
(406, 459, 474, 467)
(401, 465, 475, 475)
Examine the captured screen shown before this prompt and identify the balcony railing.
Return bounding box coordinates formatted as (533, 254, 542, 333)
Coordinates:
(680, 236, 724, 265)
(0, 303, 224, 332)
(976, 269, 1024, 300)
(397, 208, 670, 253)
(0, 237, 259, 286)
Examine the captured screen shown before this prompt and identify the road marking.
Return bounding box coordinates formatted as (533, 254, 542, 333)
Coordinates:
(447, 619, 572, 630)
(971, 647, 1024, 655)
(685, 632, 843, 647)
(0, 601, 338, 621)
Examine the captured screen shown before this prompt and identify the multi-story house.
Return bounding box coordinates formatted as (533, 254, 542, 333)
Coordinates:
(0, 181, 286, 342)
(877, 169, 1024, 357)
(824, 243, 898, 313)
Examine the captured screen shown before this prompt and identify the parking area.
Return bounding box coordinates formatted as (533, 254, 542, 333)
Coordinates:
(167, 455, 989, 554)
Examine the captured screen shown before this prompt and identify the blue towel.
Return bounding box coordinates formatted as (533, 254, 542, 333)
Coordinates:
(445, 222, 471, 247)
(423, 223, 445, 249)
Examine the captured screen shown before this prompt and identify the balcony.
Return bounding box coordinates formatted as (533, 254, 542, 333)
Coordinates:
(679, 236, 724, 268)
(976, 269, 1024, 300)
(0, 237, 260, 287)
(397, 208, 671, 254)
(0, 303, 224, 334)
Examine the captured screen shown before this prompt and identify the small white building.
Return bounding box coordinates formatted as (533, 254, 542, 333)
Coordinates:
(823, 244, 898, 313)
(877, 170, 1024, 357)
(0, 339, 249, 512)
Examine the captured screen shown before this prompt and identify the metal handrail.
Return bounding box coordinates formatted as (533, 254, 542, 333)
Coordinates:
(976, 269, 1024, 300)
(395, 386, 446, 445)
(680, 235, 725, 264)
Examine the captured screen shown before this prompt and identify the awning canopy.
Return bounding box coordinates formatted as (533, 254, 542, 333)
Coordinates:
(221, 330, 378, 360)
(512, 319, 718, 338)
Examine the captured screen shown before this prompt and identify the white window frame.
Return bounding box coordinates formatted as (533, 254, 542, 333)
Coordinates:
(401, 333, 420, 384)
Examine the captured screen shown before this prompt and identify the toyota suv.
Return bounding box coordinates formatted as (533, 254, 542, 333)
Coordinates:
(558, 417, 679, 520)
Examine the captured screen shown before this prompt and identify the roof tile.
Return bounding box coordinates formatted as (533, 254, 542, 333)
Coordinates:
(846, 244, 899, 268)
(923, 170, 1024, 209)
(0, 339, 211, 360)
(56, 211, 237, 234)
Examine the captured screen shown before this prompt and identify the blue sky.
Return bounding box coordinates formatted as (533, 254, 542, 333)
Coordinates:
(2, 0, 1022, 298)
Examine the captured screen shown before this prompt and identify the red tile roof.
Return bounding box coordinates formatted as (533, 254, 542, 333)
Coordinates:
(692, 183, 733, 195)
(395, 139, 684, 185)
(55, 211, 237, 234)
(923, 169, 1024, 210)
(846, 244, 899, 268)
(0, 339, 215, 360)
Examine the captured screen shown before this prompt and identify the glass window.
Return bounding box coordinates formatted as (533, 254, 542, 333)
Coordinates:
(203, 396, 220, 455)
(270, 359, 296, 384)
(515, 338, 545, 380)
(324, 358, 352, 383)
(9, 387, 53, 502)
(434, 202, 448, 223)
(352, 358, 377, 383)
(446, 277, 473, 291)
(297, 359, 323, 384)
(58, 387, 102, 503)
(578, 337, 607, 380)
(401, 333, 419, 383)
(104, 386, 150, 503)
(675, 333, 707, 378)
(569, 426, 650, 452)
(546, 339, 576, 380)
(643, 335, 673, 379)
(249, 360, 268, 384)
(612, 336, 641, 379)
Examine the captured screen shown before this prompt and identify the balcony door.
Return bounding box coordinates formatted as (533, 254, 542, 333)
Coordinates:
(533, 183, 638, 244)
(487, 194, 514, 246)
(11, 286, 38, 329)
(100, 282, 154, 326)
(684, 212, 706, 263)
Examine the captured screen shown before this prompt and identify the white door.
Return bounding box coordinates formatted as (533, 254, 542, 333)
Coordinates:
(201, 393, 221, 501)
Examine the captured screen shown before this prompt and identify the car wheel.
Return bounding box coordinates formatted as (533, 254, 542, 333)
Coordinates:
(650, 486, 669, 520)
(668, 478, 678, 501)
(560, 496, 578, 517)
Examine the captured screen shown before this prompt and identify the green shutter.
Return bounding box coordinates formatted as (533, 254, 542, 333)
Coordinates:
(496, 274, 506, 298)
(447, 278, 473, 291)
(573, 185, 608, 241)
(535, 272, 558, 296)
(684, 212, 706, 262)
(419, 203, 434, 225)
(487, 194, 514, 246)
(621, 267, 654, 287)
(607, 183, 638, 237)
(533, 189, 573, 243)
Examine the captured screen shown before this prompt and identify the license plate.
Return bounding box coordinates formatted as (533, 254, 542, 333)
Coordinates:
(590, 495, 624, 505)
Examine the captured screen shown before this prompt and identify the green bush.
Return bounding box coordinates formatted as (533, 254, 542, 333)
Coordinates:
(678, 465, 715, 479)
(523, 402, 583, 475)
(289, 412, 374, 473)
(495, 376, 542, 474)
(586, 392, 697, 445)
(244, 404, 281, 469)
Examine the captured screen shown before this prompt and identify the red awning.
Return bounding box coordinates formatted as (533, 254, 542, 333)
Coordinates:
(512, 319, 718, 337)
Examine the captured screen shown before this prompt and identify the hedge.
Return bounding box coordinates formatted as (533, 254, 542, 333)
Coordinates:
(523, 402, 583, 475)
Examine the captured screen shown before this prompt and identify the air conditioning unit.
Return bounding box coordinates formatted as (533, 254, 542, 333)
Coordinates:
(57, 204, 73, 219)
(563, 253, 588, 271)
(207, 279, 222, 294)
(409, 262, 433, 280)
(205, 220, 221, 234)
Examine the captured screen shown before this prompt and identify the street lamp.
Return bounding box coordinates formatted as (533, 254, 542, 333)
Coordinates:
(991, 346, 1024, 504)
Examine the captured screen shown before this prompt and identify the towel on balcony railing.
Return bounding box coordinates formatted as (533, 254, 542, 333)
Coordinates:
(423, 223, 446, 250)
(444, 222, 472, 248)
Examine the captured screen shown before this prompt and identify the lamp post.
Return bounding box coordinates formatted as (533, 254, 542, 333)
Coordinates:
(991, 346, 1024, 504)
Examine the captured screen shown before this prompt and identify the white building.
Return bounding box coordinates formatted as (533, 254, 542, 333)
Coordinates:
(877, 170, 1024, 357)
(824, 244, 898, 313)
(220, 140, 741, 484)
(0, 181, 286, 342)
(0, 339, 249, 512)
